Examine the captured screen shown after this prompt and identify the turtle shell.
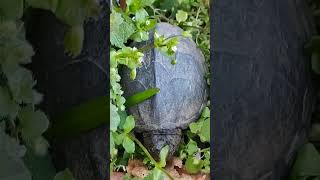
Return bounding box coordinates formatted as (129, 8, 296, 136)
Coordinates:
(121, 23, 208, 132)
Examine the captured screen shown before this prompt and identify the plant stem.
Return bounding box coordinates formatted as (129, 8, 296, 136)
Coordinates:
(199, 147, 210, 153)
(138, 35, 183, 53)
(126, 133, 175, 180)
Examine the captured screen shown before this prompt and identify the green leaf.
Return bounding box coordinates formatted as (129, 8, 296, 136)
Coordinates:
(141, 0, 156, 7)
(158, 145, 169, 167)
(3, 66, 35, 104)
(123, 136, 135, 154)
(123, 115, 135, 133)
(63, 25, 84, 57)
(113, 132, 124, 145)
(189, 121, 202, 134)
(23, 147, 56, 180)
(0, 0, 23, 20)
(118, 110, 128, 129)
(0, 86, 19, 119)
(110, 15, 136, 48)
(135, 9, 148, 22)
(199, 118, 210, 142)
(125, 88, 160, 107)
(55, 0, 100, 26)
(29, 137, 49, 156)
(290, 143, 320, 180)
(0, 125, 31, 180)
(185, 156, 203, 174)
(18, 107, 49, 141)
(186, 139, 198, 155)
(46, 96, 108, 139)
(131, 30, 149, 42)
(201, 107, 210, 118)
(53, 169, 75, 180)
(176, 10, 188, 23)
(25, 0, 58, 12)
(110, 103, 120, 132)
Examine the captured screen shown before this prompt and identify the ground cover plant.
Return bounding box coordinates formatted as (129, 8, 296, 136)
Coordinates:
(109, 0, 210, 179)
(0, 0, 101, 179)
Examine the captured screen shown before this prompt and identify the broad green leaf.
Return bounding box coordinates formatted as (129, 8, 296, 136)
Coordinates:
(0, 0, 23, 20)
(125, 88, 160, 107)
(0, 86, 19, 119)
(189, 121, 202, 134)
(186, 139, 198, 155)
(110, 133, 117, 159)
(123, 115, 135, 133)
(143, 19, 157, 31)
(110, 103, 120, 132)
(110, 16, 135, 48)
(158, 145, 169, 167)
(3, 39, 34, 65)
(18, 107, 49, 141)
(0, 125, 31, 180)
(3, 66, 35, 104)
(201, 107, 210, 118)
(185, 156, 203, 174)
(176, 10, 188, 23)
(55, 0, 100, 26)
(23, 147, 56, 180)
(122, 136, 135, 153)
(46, 96, 108, 139)
(131, 30, 149, 42)
(140, 0, 156, 7)
(118, 110, 128, 129)
(199, 118, 210, 142)
(64, 25, 84, 57)
(26, 0, 58, 12)
(110, 12, 123, 27)
(30, 137, 49, 156)
(53, 169, 75, 180)
(113, 132, 124, 145)
(290, 143, 320, 180)
(135, 9, 148, 22)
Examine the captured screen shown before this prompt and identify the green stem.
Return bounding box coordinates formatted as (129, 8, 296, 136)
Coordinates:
(199, 147, 210, 153)
(138, 35, 183, 53)
(126, 133, 175, 180)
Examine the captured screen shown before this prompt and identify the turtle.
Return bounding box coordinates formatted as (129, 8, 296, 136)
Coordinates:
(212, 0, 315, 179)
(121, 23, 208, 158)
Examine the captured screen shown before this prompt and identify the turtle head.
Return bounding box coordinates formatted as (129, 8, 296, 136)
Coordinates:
(142, 129, 182, 161)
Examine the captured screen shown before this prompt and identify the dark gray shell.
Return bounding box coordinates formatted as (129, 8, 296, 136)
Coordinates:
(121, 23, 208, 131)
(212, 0, 315, 180)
